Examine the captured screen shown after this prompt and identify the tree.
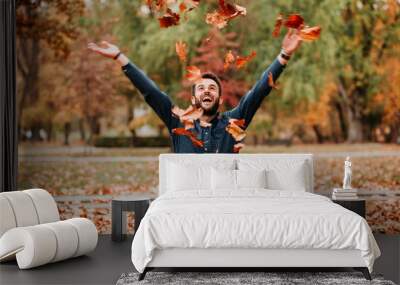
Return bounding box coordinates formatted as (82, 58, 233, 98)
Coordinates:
(16, 0, 85, 140)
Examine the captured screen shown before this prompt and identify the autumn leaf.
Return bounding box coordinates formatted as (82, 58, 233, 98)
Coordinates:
(300, 26, 321, 41)
(268, 72, 279, 89)
(172, 127, 204, 148)
(158, 8, 180, 28)
(147, 0, 167, 12)
(223, 50, 235, 70)
(226, 118, 246, 141)
(175, 40, 187, 62)
(205, 0, 246, 29)
(219, 0, 246, 20)
(179, 2, 187, 13)
(171, 104, 203, 129)
(186, 65, 202, 82)
(230, 118, 246, 128)
(236, 51, 256, 69)
(272, 13, 283, 37)
(284, 14, 304, 29)
(233, 142, 245, 153)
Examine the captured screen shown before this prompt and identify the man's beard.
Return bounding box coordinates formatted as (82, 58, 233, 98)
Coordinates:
(194, 97, 219, 116)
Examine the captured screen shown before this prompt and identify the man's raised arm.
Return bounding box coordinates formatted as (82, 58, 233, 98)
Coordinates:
(88, 41, 174, 130)
(225, 29, 303, 128)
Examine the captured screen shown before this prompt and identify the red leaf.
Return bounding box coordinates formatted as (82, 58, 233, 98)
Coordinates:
(186, 65, 202, 82)
(175, 41, 187, 62)
(300, 26, 321, 41)
(272, 13, 283, 37)
(236, 51, 256, 69)
(268, 72, 279, 89)
(158, 8, 180, 28)
(223, 50, 235, 70)
(172, 128, 204, 148)
(284, 14, 304, 29)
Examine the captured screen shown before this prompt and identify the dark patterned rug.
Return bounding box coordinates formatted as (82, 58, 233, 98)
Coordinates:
(116, 271, 395, 285)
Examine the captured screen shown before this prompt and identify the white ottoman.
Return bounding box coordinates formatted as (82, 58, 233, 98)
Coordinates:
(0, 189, 98, 269)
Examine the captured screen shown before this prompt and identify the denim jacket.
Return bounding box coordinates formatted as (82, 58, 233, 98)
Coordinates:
(122, 58, 285, 153)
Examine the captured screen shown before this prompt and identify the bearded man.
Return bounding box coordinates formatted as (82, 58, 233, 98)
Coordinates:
(88, 30, 302, 153)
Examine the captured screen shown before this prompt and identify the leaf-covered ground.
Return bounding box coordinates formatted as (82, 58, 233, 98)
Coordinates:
(18, 150, 400, 234)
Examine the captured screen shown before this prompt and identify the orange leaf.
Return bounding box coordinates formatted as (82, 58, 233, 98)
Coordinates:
(205, 0, 246, 29)
(158, 8, 180, 28)
(300, 26, 321, 41)
(223, 50, 235, 70)
(186, 65, 202, 82)
(236, 51, 256, 69)
(226, 119, 246, 141)
(272, 13, 283, 37)
(171, 105, 203, 129)
(284, 14, 304, 29)
(205, 11, 228, 29)
(179, 2, 187, 13)
(268, 72, 279, 89)
(233, 142, 245, 153)
(230, 118, 246, 128)
(175, 41, 187, 62)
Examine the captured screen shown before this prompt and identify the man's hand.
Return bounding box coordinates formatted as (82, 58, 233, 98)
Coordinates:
(281, 29, 302, 55)
(87, 41, 120, 58)
(88, 41, 129, 66)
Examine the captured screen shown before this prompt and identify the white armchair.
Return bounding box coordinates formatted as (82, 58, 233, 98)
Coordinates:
(0, 189, 98, 269)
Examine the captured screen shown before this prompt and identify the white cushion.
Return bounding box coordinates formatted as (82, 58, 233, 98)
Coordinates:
(167, 162, 211, 191)
(236, 169, 267, 189)
(238, 159, 307, 191)
(211, 168, 236, 190)
(166, 159, 235, 192)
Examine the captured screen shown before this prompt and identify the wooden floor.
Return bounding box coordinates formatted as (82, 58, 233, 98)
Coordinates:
(0, 234, 398, 285)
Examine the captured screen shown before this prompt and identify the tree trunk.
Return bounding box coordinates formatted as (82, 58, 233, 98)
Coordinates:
(78, 118, 86, 142)
(312, 125, 324, 144)
(127, 97, 136, 138)
(347, 113, 364, 143)
(46, 122, 53, 142)
(17, 31, 40, 140)
(64, 122, 71, 146)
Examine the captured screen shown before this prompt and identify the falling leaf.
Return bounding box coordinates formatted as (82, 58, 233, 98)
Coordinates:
(172, 128, 204, 148)
(175, 41, 187, 62)
(230, 118, 246, 128)
(172, 105, 203, 129)
(179, 2, 187, 13)
(147, 0, 167, 12)
(205, 0, 246, 29)
(223, 50, 235, 70)
(226, 118, 246, 141)
(284, 14, 304, 29)
(158, 8, 180, 28)
(300, 26, 321, 41)
(233, 142, 245, 153)
(236, 51, 256, 69)
(219, 0, 246, 20)
(272, 13, 283, 37)
(186, 65, 202, 82)
(268, 72, 279, 89)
